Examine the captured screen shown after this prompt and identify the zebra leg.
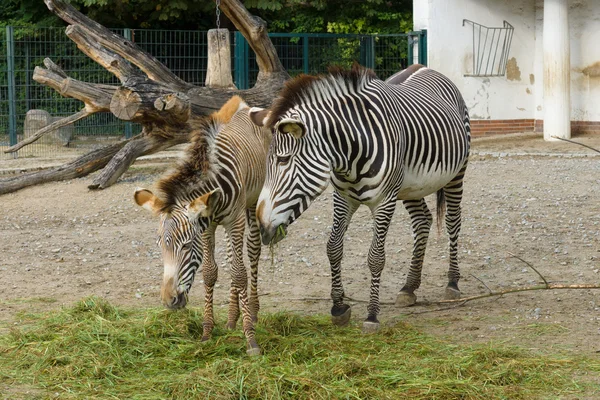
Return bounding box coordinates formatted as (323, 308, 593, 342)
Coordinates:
(246, 207, 261, 323)
(396, 199, 432, 307)
(224, 232, 241, 330)
(201, 223, 218, 342)
(364, 197, 398, 333)
(227, 217, 261, 356)
(327, 191, 359, 327)
(443, 164, 467, 299)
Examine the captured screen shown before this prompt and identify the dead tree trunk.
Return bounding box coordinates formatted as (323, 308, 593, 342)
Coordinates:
(0, 0, 289, 195)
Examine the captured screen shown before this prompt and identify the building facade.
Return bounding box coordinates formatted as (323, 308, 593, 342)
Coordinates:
(414, 0, 600, 139)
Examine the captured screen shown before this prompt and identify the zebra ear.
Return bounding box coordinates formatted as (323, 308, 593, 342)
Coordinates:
(278, 118, 306, 139)
(134, 188, 164, 214)
(187, 188, 222, 221)
(248, 107, 271, 127)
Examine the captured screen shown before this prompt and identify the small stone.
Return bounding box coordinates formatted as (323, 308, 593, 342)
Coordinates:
(51, 248, 61, 253)
(135, 292, 142, 299)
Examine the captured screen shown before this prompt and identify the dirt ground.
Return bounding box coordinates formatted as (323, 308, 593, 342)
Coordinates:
(1, 132, 599, 358)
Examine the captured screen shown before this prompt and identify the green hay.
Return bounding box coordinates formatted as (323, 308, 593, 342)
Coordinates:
(1, 296, 598, 399)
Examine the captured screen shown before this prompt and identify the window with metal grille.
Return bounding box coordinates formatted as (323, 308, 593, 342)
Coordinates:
(463, 19, 514, 77)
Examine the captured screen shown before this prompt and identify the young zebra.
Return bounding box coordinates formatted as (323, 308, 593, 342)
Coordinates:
(249, 64, 470, 332)
(134, 96, 271, 355)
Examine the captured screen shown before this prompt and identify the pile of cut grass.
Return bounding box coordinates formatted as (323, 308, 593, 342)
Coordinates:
(0, 296, 598, 399)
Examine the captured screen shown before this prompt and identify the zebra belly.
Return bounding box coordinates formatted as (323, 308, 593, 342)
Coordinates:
(396, 166, 458, 200)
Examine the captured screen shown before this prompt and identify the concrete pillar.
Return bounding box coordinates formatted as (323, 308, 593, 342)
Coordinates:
(543, 0, 571, 141)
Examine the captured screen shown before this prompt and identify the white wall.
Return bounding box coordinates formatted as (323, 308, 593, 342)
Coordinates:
(534, 0, 600, 121)
(417, 0, 600, 121)
(417, 0, 537, 120)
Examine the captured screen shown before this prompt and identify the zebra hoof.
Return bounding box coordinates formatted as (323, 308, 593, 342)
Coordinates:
(225, 321, 237, 330)
(246, 347, 262, 357)
(331, 305, 351, 327)
(362, 321, 380, 334)
(395, 291, 417, 307)
(200, 335, 211, 342)
(444, 286, 461, 300)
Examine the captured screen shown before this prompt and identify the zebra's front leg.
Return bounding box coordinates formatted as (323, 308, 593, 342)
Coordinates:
(246, 207, 261, 323)
(364, 198, 398, 333)
(227, 218, 260, 356)
(327, 191, 359, 327)
(201, 223, 218, 342)
(396, 199, 432, 307)
(223, 232, 241, 330)
(443, 166, 466, 299)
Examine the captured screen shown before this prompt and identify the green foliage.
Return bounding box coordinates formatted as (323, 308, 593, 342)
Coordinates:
(0, 0, 412, 33)
(1, 296, 598, 399)
(0, 0, 60, 26)
(249, 0, 413, 34)
(67, 0, 216, 30)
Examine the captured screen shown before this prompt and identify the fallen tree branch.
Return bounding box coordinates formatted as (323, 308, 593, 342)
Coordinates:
(4, 109, 91, 153)
(551, 135, 600, 154)
(508, 252, 549, 288)
(470, 274, 493, 294)
(435, 283, 600, 304)
(45, 0, 190, 90)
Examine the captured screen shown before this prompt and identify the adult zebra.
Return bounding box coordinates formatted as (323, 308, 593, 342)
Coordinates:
(249, 64, 470, 332)
(134, 96, 270, 355)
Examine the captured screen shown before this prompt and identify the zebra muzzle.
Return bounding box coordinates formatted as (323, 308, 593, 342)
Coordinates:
(260, 223, 288, 245)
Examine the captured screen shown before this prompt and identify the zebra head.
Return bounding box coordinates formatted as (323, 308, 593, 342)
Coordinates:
(249, 107, 330, 245)
(134, 188, 207, 310)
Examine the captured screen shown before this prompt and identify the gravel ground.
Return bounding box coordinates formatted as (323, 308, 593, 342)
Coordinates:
(1, 132, 599, 356)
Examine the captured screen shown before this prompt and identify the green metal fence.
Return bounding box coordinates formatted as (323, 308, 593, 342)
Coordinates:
(1, 27, 426, 160)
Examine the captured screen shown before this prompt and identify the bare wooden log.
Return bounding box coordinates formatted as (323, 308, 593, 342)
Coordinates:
(33, 63, 116, 110)
(0, 0, 293, 195)
(219, 0, 287, 78)
(88, 131, 189, 190)
(0, 133, 189, 195)
(4, 109, 91, 153)
(110, 86, 191, 126)
(45, 0, 190, 90)
(0, 140, 129, 196)
(65, 25, 142, 84)
(206, 29, 236, 89)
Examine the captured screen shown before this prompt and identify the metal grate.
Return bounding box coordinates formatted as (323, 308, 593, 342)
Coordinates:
(236, 32, 413, 89)
(1, 27, 424, 161)
(463, 20, 514, 77)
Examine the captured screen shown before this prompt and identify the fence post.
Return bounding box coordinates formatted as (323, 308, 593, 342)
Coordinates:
(234, 31, 249, 89)
(418, 29, 428, 66)
(123, 28, 133, 138)
(359, 36, 375, 69)
(303, 34, 309, 74)
(6, 26, 18, 152)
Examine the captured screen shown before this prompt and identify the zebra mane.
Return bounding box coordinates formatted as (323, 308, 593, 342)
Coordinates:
(156, 96, 246, 212)
(266, 63, 377, 128)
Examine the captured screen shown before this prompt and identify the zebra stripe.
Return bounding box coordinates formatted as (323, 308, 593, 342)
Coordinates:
(135, 96, 270, 354)
(252, 64, 470, 329)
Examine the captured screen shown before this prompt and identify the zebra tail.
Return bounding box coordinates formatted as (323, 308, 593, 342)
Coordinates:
(436, 188, 446, 234)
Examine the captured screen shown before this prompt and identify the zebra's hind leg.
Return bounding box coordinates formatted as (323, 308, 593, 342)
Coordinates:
(396, 199, 432, 307)
(201, 223, 218, 342)
(246, 207, 261, 323)
(363, 197, 398, 333)
(327, 191, 359, 327)
(443, 164, 467, 300)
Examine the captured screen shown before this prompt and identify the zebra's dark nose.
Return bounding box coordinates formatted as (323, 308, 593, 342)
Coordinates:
(260, 223, 288, 245)
(164, 292, 187, 310)
(260, 224, 276, 245)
